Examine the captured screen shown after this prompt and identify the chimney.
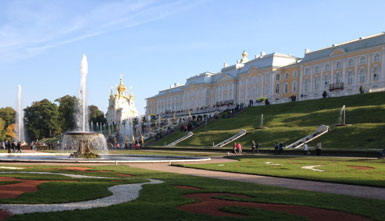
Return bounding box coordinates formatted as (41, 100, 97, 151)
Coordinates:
(305, 48, 310, 54)
(224, 62, 228, 68)
(260, 51, 266, 57)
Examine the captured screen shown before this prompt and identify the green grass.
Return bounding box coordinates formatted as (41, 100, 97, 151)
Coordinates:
(162, 92, 385, 150)
(179, 156, 385, 187)
(150, 131, 189, 146)
(1, 164, 384, 220)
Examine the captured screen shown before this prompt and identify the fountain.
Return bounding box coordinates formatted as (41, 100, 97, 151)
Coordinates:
(336, 105, 351, 127)
(61, 55, 107, 158)
(15, 85, 25, 142)
(0, 55, 211, 163)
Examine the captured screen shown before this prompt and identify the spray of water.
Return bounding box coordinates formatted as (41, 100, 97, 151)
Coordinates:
(15, 85, 25, 142)
(77, 54, 88, 132)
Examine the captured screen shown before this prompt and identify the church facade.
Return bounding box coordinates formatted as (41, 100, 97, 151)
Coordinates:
(146, 33, 385, 116)
(106, 76, 139, 125)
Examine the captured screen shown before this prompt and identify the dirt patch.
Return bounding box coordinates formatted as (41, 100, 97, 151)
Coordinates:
(178, 192, 370, 221)
(174, 185, 202, 190)
(347, 165, 374, 171)
(0, 209, 11, 221)
(0, 177, 51, 199)
(63, 167, 91, 171)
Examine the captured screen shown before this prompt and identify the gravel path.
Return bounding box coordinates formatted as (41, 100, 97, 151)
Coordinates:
(0, 179, 163, 215)
(0, 171, 114, 179)
(128, 162, 385, 201)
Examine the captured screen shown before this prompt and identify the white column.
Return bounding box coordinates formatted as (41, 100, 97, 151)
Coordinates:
(310, 67, 313, 97)
(368, 54, 371, 88)
(342, 59, 346, 83)
(382, 47, 385, 86)
(270, 72, 274, 100)
(354, 57, 359, 87)
(299, 66, 303, 99)
(331, 62, 334, 84)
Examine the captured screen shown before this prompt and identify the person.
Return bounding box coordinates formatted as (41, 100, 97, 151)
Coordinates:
(378, 149, 385, 159)
(256, 142, 260, 154)
(279, 142, 284, 154)
(233, 142, 237, 154)
(251, 140, 256, 153)
(16, 142, 21, 153)
(11, 142, 16, 153)
(303, 143, 309, 155)
(6, 141, 11, 153)
(237, 142, 242, 154)
(316, 142, 322, 156)
(274, 142, 279, 155)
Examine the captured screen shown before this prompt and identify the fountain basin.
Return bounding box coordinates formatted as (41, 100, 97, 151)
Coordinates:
(0, 153, 211, 163)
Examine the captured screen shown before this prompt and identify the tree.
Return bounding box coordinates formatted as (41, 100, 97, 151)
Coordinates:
(88, 105, 107, 127)
(0, 107, 16, 127)
(0, 118, 5, 140)
(55, 95, 78, 132)
(24, 99, 61, 140)
(4, 124, 16, 140)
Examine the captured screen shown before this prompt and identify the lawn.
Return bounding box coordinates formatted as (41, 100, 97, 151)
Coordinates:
(0, 164, 384, 220)
(151, 92, 385, 150)
(179, 155, 385, 187)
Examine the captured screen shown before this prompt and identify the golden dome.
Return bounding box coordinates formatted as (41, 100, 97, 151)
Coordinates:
(242, 50, 247, 58)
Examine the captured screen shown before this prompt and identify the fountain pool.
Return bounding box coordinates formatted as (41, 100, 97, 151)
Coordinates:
(0, 153, 210, 163)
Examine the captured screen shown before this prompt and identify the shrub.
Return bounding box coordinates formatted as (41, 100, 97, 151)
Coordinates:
(322, 91, 328, 98)
(359, 85, 365, 94)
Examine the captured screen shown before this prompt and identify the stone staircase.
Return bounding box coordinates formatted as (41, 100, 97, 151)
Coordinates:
(213, 129, 247, 148)
(166, 132, 194, 147)
(285, 125, 329, 149)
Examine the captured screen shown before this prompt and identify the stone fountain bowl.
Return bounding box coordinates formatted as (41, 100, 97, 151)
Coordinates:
(61, 131, 108, 153)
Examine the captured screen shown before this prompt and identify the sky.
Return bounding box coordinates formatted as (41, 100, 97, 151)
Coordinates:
(1, 0, 384, 115)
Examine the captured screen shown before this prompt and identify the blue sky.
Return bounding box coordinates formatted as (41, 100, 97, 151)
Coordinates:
(1, 0, 384, 114)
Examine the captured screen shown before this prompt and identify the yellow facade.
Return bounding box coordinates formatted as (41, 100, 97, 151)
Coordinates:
(146, 33, 385, 116)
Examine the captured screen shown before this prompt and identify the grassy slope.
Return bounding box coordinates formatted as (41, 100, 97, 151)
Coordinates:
(180, 156, 385, 187)
(170, 92, 385, 149)
(2, 164, 384, 221)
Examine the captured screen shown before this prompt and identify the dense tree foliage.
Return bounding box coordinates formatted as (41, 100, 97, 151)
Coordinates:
(56, 95, 78, 132)
(1, 97, 106, 141)
(88, 105, 107, 128)
(24, 99, 61, 140)
(0, 107, 16, 127)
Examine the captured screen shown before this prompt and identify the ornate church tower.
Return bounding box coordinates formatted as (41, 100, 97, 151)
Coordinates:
(106, 75, 139, 125)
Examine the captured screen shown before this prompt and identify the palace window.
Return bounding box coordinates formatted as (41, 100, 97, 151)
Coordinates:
(374, 54, 380, 62)
(305, 78, 310, 91)
(335, 72, 341, 83)
(284, 83, 289, 94)
(293, 70, 298, 78)
(285, 72, 289, 79)
(348, 71, 354, 85)
(359, 69, 366, 83)
(276, 74, 280, 81)
(373, 67, 380, 81)
(275, 84, 280, 94)
(325, 64, 330, 71)
(315, 66, 320, 73)
(252, 86, 256, 98)
(324, 74, 329, 88)
(252, 76, 257, 85)
(336, 62, 342, 69)
(292, 81, 297, 92)
(305, 68, 310, 74)
(314, 77, 320, 89)
(348, 59, 354, 67)
(360, 56, 366, 64)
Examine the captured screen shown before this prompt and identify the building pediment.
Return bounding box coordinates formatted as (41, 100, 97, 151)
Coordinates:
(329, 48, 345, 57)
(216, 73, 234, 83)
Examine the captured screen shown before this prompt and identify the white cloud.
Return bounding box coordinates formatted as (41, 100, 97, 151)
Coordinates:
(0, 0, 203, 62)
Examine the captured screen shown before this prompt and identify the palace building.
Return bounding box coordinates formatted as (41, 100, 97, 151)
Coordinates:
(146, 33, 385, 117)
(106, 76, 139, 125)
